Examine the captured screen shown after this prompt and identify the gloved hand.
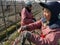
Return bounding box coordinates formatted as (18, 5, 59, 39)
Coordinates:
(32, 18, 36, 22)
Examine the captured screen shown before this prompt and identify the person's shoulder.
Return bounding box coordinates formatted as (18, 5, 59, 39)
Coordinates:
(22, 8, 26, 11)
(21, 8, 27, 13)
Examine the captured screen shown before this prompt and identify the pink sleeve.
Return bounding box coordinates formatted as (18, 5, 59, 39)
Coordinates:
(27, 20, 42, 31)
(21, 8, 34, 24)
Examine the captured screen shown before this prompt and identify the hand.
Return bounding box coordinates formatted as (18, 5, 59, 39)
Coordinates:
(18, 26, 27, 33)
(18, 27, 22, 33)
(32, 18, 36, 22)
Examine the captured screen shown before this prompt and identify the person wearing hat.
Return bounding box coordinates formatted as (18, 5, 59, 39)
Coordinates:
(12, 1, 36, 45)
(17, 1, 60, 45)
(21, 1, 36, 26)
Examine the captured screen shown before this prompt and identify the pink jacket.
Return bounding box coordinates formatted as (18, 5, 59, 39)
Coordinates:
(21, 8, 34, 26)
(26, 20, 60, 45)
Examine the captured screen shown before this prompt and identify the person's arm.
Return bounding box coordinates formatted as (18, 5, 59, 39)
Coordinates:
(19, 20, 42, 32)
(26, 20, 42, 31)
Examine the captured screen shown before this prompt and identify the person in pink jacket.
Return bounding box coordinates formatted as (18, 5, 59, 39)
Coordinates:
(12, 1, 36, 45)
(17, 1, 60, 45)
(21, 1, 36, 26)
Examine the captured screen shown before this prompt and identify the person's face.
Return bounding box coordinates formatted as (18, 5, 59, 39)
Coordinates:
(29, 6, 32, 10)
(43, 8, 51, 21)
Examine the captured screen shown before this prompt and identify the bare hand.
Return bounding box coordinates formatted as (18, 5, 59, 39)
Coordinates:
(18, 27, 24, 33)
(18, 26, 27, 33)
